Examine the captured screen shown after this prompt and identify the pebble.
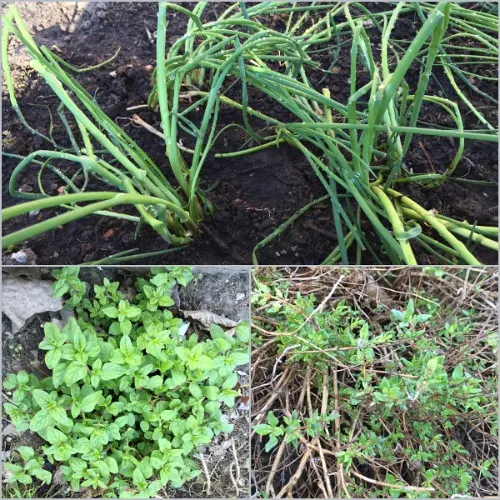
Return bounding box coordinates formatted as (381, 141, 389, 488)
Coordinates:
(258, 218, 275, 231)
(235, 293, 245, 302)
(8, 248, 38, 265)
(80, 20, 91, 31)
(19, 183, 34, 193)
(33, 135, 43, 149)
(11, 251, 28, 264)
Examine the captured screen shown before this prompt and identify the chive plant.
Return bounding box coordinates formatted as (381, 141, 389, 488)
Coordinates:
(2, 6, 205, 250)
(2, 2, 498, 264)
(148, 1, 498, 265)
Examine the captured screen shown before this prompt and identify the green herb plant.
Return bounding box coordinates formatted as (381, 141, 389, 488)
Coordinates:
(251, 267, 497, 498)
(150, 2, 498, 265)
(3, 267, 249, 498)
(4, 447, 52, 487)
(255, 410, 339, 452)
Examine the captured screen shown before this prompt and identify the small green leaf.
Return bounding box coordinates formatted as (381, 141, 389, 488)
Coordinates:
(391, 309, 405, 322)
(265, 435, 279, 452)
(133, 468, 146, 488)
(80, 391, 102, 412)
(452, 364, 464, 381)
(3, 374, 18, 390)
(170, 370, 186, 386)
(106, 456, 119, 474)
(189, 383, 203, 400)
(16, 446, 34, 461)
(394, 223, 422, 241)
(210, 324, 226, 340)
(223, 373, 238, 390)
(121, 319, 132, 335)
(71, 402, 81, 419)
(102, 306, 118, 318)
(17, 371, 29, 385)
(32, 389, 52, 410)
(146, 376, 163, 390)
(204, 386, 220, 400)
(63, 317, 82, 343)
(235, 322, 250, 343)
(45, 349, 62, 369)
(30, 410, 51, 432)
(426, 355, 445, 376)
(52, 362, 67, 388)
(267, 411, 279, 427)
(46, 427, 67, 445)
(254, 424, 271, 436)
(65, 362, 87, 386)
(232, 350, 249, 366)
(32, 468, 52, 484)
(101, 363, 126, 380)
(17, 473, 33, 485)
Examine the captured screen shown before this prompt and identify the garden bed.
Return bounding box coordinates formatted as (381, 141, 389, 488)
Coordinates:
(2, 2, 498, 265)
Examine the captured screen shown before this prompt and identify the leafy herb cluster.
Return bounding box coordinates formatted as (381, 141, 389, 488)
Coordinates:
(252, 269, 497, 498)
(255, 410, 339, 452)
(4, 267, 249, 498)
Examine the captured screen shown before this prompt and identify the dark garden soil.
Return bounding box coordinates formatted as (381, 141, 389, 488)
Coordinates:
(2, 2, 498, 265)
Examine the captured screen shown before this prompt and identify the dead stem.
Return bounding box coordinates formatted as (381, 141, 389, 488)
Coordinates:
(349, 469, 435, 493)
(198, 453, 211, 496)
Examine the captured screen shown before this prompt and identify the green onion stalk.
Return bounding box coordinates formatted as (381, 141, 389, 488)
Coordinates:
(2, 5, 206, 249)
(3, 2, 498, 265)
(149, 2, 497, 264)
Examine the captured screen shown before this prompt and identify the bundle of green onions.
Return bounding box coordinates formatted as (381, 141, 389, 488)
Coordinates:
(3, 5, 205, 251)
(2, 2, 498, 264)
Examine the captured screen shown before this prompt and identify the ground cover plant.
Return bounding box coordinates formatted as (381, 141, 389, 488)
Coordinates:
(251, 266, 498, 497)
(2, 2, 498, 264)
(2, 266, 250, 498)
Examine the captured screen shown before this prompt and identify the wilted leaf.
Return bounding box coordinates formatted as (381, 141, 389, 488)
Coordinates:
(182, 310, 238, 330)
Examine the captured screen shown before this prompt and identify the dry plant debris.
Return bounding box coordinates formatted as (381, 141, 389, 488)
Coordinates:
(251, 266, 497, 498)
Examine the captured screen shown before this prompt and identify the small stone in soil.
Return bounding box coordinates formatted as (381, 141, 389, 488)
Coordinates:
(33, 135, 43, 148)
(19, 183, 33, 192)
(9, 248, 38, 265)
(258, 218, 275, 231)
(11, 252, 27, 263)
